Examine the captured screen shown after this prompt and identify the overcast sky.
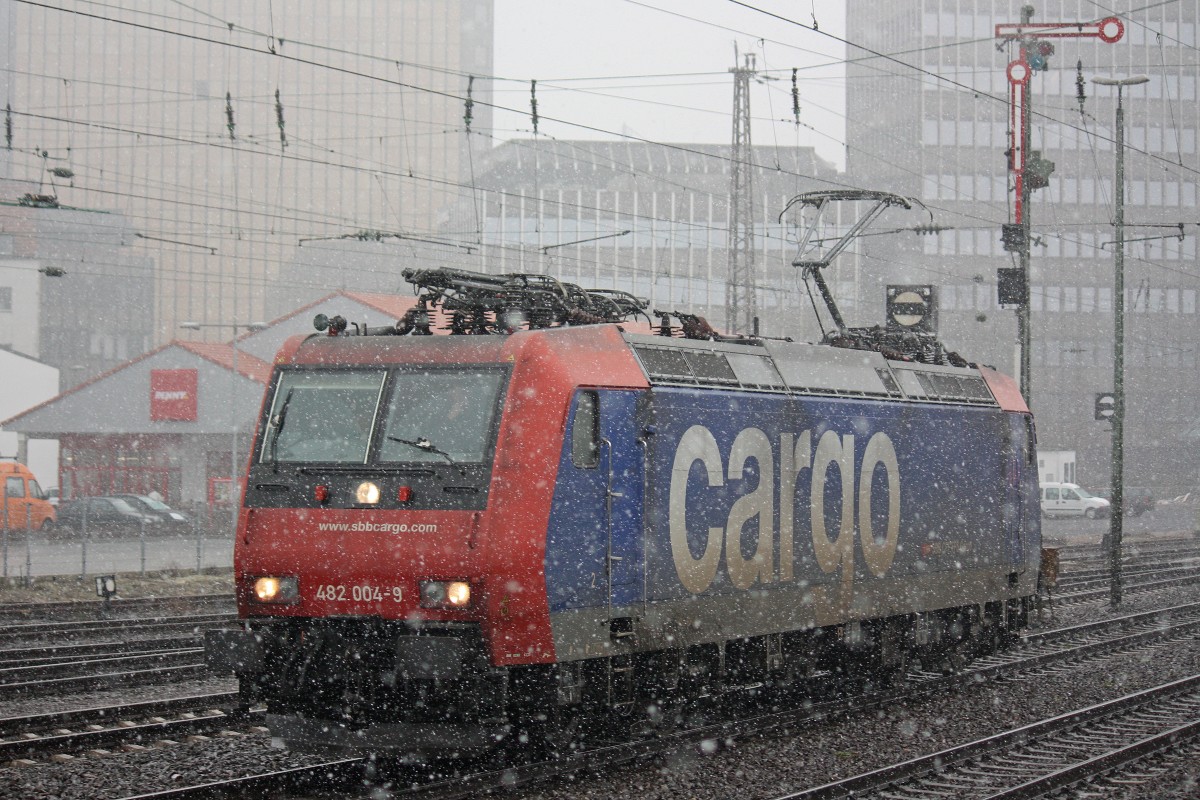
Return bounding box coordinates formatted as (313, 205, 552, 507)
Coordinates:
(492, 0, 848, 169)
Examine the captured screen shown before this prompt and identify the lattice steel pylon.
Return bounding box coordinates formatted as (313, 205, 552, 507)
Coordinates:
(726, 49, 757, 335)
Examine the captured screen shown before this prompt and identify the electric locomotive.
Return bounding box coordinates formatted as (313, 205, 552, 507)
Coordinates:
(207, 198, 1041, 760)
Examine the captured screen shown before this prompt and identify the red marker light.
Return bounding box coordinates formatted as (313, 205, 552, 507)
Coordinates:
(315, 485, 329, 503)
(397, 486, 413, 503)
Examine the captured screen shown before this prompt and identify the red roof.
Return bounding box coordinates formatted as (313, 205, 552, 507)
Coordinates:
(177, 341, 273, 383)
(1, 340, 271, 428)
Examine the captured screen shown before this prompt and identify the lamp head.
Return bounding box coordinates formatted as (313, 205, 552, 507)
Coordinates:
(1091, 75, 1149, 87)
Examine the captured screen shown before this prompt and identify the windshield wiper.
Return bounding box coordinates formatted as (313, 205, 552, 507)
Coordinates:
(267, 388, 295, 471)
(387, 436, 460, 468)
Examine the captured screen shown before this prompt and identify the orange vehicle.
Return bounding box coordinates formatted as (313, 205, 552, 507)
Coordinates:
(0, 461, 56, 530)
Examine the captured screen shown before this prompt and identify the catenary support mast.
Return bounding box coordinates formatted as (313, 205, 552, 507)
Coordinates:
(727, 48, 758, 335)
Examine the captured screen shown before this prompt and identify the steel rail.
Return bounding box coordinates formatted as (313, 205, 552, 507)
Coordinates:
(0, 691, 239, 738)
(0, 648, 204, 683)
(0, 635, 202, 665)
(0, 707, 256, 762)
(116, 759, 365, 800)
(769, 674, 1200, 799)
(1, 661, 209, 697)
(0, 594, 234, 621)
(0, 613, 234, 640)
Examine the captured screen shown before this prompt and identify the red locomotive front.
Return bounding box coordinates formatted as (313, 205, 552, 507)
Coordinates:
(207, 323, 648, 757)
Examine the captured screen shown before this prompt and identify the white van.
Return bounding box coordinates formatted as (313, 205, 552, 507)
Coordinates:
(1040, 482, 1111, 519)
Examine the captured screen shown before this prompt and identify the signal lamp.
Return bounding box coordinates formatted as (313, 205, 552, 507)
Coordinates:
(355, 481, 381, 504)
(95, 575, 117, 598)
(419, 580, 471, 609)
(314, 485, 330, 503)
(397, 486, 413, 503)
(251, 575, 299, 604)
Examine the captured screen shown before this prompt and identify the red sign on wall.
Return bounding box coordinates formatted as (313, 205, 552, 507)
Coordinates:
(150, 369, 198, 421)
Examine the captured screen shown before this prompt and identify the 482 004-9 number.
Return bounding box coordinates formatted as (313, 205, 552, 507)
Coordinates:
(315, 584, 403, 602)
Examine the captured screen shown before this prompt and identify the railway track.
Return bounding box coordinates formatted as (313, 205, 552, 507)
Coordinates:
(0, 612, 230, 697)
(0, 634, 202, 665)
(1054, 536, 1200, 570)
(0, 613, 235, 645)
(116, 759, 364, 800)
(371, 605, 1200, 800)
(0, 594, 234, 623)
(0, 696, 248, 764)
(70, 600, 1200, 800)
(4, 559, 1193, 798)
(1056, 562, 1200, 590)
(0, 647, 207, 697)
(1047, 568, 1200, 610)
(774, 674, 1200, 799)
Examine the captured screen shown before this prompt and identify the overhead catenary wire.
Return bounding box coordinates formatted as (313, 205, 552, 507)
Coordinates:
(8, 0, 1197, 198)
(5, 63, 1190, 249)
(4, 0, 1195, 316)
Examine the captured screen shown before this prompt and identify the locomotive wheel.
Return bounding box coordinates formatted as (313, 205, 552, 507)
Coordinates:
(506, 706, 585, 762)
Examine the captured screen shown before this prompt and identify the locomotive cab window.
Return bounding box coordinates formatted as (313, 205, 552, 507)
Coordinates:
(260, 370, 386, 464)
(379, 370, 504, 464)
(571, 390, 600, 469)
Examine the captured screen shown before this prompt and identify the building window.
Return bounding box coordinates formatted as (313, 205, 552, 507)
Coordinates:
(922, 119, 938, 144)
(922, 174, 938, 201)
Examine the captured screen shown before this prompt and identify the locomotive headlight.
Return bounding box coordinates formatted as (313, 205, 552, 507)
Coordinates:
(419, 580, 471, 609)
(355, 481, 381, 505)
(251, 575, 299, 604)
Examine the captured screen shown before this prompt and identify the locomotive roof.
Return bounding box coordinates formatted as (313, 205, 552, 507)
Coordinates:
(622, 332, 1021, 411)
(275, 325, 1027, 413)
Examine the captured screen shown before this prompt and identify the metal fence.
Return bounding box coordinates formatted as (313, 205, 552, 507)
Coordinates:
(1, 513, 232, 581)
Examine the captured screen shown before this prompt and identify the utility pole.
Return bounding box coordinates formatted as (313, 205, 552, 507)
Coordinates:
(727, 47, 757, 335)
(995, 8, 1124, 408)
(1093, 75, 1148, 609)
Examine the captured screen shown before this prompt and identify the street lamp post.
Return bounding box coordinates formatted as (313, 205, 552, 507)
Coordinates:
(180, 320, 267, 536)
(1092, 75, 1148, 610)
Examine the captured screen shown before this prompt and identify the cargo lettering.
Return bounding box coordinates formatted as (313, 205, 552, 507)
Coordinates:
(669, 425, 900, 595)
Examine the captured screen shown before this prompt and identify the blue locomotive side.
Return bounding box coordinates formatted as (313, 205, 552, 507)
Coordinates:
(645, 388, 1021, 596)
(545, 381, 1039, 659)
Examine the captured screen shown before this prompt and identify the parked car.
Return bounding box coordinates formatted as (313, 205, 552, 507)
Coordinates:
(110, 494, 192, 532)
(1, 461, 56, 530)
(54, 497, 161, 536)
(1091, 487, 1154, 517)
(45, 487, 60, 507)
(1040, 482, 1111, 519)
